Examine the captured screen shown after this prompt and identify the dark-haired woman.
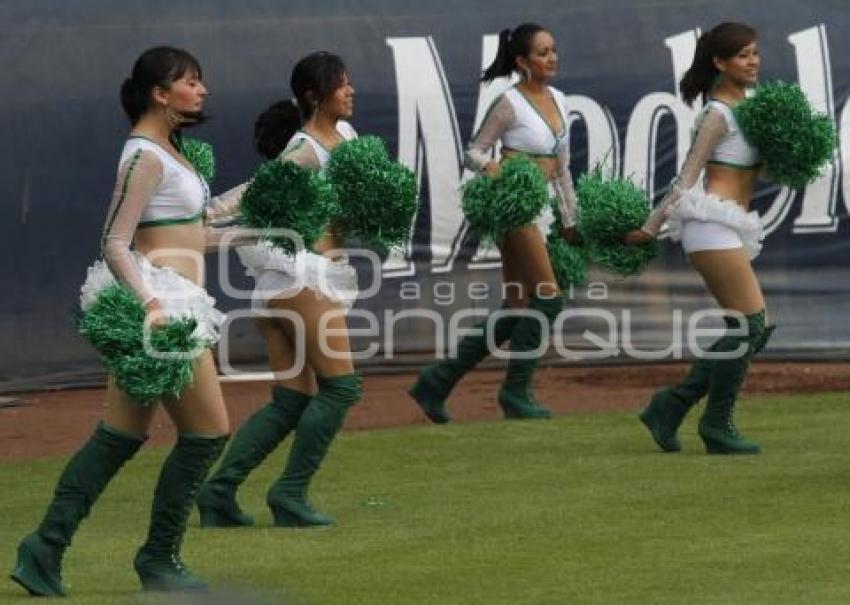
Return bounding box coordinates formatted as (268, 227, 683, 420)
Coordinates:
(409, 23, 578, 423)
(10, 47, 234, 596)
(196, 52, 361, 529)
(625, 22, 774, 454)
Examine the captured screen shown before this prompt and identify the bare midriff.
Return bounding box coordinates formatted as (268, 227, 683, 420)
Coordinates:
(135, 222, 206, 285)
(502, 148, 559, 181)
(704, 164, 759, 210)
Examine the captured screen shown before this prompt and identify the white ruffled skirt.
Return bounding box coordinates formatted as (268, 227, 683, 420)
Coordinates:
(534, 196, 556, 239)
(666, 189, 763, 259)
(79, 253, 224, 344)
(236, 240, 359, 313)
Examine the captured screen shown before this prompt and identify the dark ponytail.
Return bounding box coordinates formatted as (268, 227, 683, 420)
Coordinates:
(120, 46, 207, 126)
(120, 77, 149, 126)
(679, 22, 757, 106)
(481, 29, 514, 82)
(254, 99, 302, 159)
(481, 23, 546, 83)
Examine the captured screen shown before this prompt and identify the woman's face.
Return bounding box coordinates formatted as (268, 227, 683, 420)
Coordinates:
(716, 41, 760, 87)
(517, 30, 559, 82)
(320, 72, 355, 119)
(157, 69, 208, 115)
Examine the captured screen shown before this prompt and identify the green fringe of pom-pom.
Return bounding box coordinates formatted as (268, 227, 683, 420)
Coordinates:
(240, 159, 340, 254)
(325, 136, 418, 256)
(548, 237, 589, 288)
(577, 168, 658, 276)
(546, 199, 588, 288)
(462, 154, 550, 244)
(180, 137, 216, 183)
(77, 284, 202, 405)
(734, 82, 836, 188)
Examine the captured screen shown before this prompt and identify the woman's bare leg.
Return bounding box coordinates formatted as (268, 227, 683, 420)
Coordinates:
(493, 225, 562, 418)
(264, 290, 360, 526)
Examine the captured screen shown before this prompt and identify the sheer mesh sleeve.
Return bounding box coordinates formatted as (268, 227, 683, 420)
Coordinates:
(206, 182, 248, 223)
(641, 108, 730, 235)
(554, 145, 579, 228)
(280, 138, 321, 171)
(101, 150, 163, 304)
(204, 224, 258, 252)
(204, 138, 320, 251)
(463, 95, 516, 172)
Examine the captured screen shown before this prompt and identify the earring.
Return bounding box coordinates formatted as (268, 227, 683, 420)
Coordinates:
(164, 105, 184, 128)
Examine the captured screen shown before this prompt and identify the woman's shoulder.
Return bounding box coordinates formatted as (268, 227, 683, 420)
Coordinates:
(547, 85, 567, 101)
(336, 120, 357, 140)
(119, 138, 165, 172)
(480, 90, 518, 123)
(705, 99, 736, 128)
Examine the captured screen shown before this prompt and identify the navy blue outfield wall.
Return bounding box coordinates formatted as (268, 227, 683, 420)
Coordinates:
(1, 0, 848, 390)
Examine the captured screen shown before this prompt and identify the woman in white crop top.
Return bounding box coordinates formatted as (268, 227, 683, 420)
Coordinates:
(409, 23, 577, 423)
(197, 52, 362, 530)
(11, 47, 231, 597)
(626, 23, 775, 455)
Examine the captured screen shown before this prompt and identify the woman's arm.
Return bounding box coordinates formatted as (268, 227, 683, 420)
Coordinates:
(554, 145, 579, 230)
(101, 149, 163, 305)
(206, 182, 249, 224)
(280, 138, 322, 171)
(463, 95, 515, 176)
(638, 108, 730, 237)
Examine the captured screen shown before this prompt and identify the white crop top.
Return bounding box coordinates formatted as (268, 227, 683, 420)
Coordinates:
(284, 121, 358, 172)
(122, 137, 210, 227)
(500, 87, 569, 157)
(464, 86, 578, 227)
(704, 100, 761, 169)
(640, 101, 762, 236)
(203, 120, 359, 252)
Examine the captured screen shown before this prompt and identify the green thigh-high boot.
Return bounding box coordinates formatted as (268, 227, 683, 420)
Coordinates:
(267, 374, 362, 527)
(11, 421, 145, 597)
(638, 317, 736, 453)
(134, 433, 227, 593)
(698, 310, 768, 454)
(197, 386, 310, 527)
(409, 305, 520, 424)
(639, 314, 775, 453)
(498, 295, 562, 420)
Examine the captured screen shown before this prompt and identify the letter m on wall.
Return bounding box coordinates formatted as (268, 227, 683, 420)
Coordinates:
(386, 37, 466, 276)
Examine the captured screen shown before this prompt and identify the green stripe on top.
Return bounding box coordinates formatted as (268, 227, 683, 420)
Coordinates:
(513, 85, 567, 145)
(470, 95, 508, 141)
(102, 149, 143, 247)
(137, 209, 205, 228)
(128, 134, 198, 175)
(502, 146, 557, 159)
(707, 159, 762, 170)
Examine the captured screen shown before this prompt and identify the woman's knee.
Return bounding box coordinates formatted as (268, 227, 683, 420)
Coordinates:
(318, 373, 362, 407)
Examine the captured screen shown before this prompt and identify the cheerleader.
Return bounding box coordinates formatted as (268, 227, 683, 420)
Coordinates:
(196, 52, 361, 528)
(409, 23, 578, 422)
(11, 47, 234, 596)
(625, 22, 775, 454)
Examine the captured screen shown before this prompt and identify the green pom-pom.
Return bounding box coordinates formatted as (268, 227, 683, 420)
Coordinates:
(462, 154, 549, 243)
(586, 240, 658, 277)
(546, 199, 588, 287)
(240, 159, 340, 254)
(734, 82, 837, 188)
(325, 136, 418, 255)
(78, 284, 201, 405)
(548, 237, 589, 288)
(180, 137, 216, 183)
(577, 169, 658, 276)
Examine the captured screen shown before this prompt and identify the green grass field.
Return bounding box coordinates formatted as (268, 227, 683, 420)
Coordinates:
(2, 392, 849, 604)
